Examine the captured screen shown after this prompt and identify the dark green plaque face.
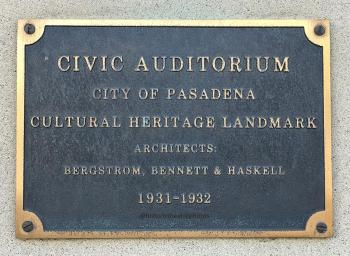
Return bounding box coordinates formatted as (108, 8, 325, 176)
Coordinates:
(16, 20, 332, 239)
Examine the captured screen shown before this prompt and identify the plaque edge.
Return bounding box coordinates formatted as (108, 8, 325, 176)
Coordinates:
(16, 19, 332, 239)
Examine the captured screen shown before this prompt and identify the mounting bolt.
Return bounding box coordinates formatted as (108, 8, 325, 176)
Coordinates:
(314, 24, 326, 36)
(316, 222, 327, 234)
(24, 23, 35, 35)
(22, 221, 34, 232)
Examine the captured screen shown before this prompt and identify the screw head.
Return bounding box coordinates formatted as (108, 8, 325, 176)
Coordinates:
(314, 24, 326, 36)
(316, 222, 327, 233)
(22, 221, 34, 232)
(24, 23, 35, 35)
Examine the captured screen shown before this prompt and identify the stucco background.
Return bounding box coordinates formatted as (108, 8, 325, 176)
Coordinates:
(0, 0, 349, 255)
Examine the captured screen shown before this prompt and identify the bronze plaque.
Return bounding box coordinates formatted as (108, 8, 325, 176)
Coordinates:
(16, 20, 332, 238)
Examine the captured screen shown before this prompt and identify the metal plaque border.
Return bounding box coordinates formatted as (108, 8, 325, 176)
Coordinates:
(16, 19, 332, 239)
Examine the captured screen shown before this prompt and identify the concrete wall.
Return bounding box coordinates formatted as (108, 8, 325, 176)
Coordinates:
(1, 0, 349, 255)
